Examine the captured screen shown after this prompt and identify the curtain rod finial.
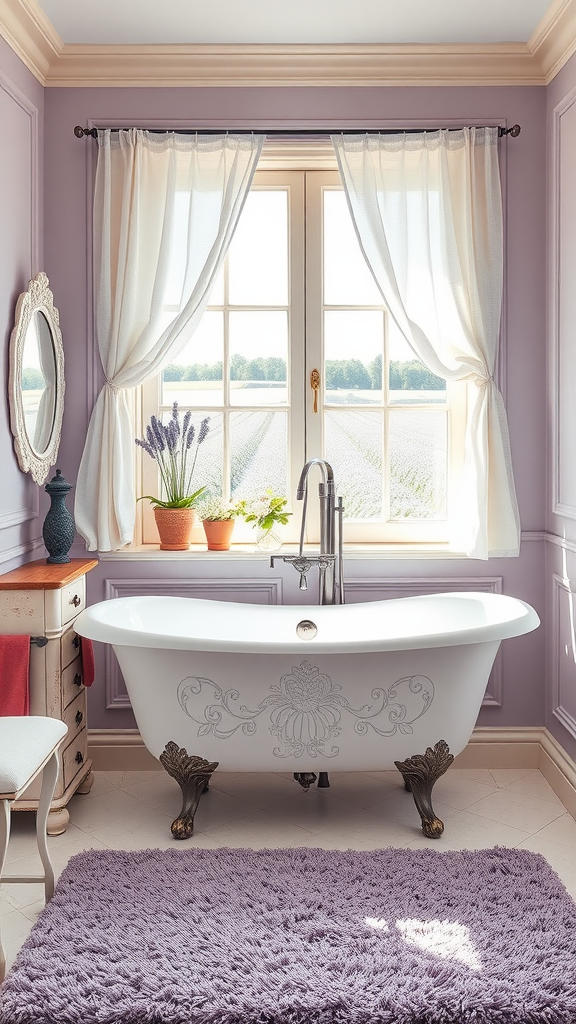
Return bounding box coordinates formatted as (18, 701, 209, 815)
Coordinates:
(499, 124, 521, 138)
(74, 126, 98, 139)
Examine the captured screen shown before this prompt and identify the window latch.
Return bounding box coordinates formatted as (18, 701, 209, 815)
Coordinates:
(310, 369, 320, 413)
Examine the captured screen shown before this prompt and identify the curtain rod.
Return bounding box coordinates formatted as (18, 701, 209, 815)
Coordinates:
(74, 125, 521, 140)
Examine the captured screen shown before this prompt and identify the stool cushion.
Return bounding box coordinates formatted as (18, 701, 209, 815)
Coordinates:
(0, 717, 68, 797)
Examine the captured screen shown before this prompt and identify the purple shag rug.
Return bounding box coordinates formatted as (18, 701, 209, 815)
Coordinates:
(1, 846, 575, 1024)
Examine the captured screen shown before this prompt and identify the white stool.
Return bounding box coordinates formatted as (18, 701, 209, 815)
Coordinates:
(0, 716, 68, 982)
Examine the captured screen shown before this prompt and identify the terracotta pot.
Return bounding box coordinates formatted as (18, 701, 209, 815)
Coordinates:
(202, 518, 235, 551)
(154, 507, 197, 550)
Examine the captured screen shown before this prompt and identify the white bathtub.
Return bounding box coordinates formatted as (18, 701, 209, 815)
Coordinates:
(75, 591, 539, 837)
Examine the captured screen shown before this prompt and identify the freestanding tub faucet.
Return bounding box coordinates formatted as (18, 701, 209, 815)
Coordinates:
(271, 458, 345, 605)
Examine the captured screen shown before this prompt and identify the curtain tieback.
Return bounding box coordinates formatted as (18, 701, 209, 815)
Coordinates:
(476, 374, 494, 388)
(104, 378, 122, 392)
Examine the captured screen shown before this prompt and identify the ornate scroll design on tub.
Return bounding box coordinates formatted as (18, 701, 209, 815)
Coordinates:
(176, 661, 435, 759)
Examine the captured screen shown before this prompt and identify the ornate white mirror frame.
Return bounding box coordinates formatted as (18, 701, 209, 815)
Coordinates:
(8, 272, 65, 485)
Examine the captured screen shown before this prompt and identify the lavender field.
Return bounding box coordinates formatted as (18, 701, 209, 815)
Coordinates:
(326, 408, 447, 519)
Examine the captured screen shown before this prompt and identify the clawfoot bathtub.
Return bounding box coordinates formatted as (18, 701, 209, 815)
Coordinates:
(75, 591, 539, 839)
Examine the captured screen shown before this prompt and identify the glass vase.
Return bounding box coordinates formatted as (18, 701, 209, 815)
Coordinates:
(255, 525, 282, 552)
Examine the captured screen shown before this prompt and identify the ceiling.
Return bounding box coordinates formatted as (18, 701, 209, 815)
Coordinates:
(1, 0, 575, 87)
(36, 0, 555, 47)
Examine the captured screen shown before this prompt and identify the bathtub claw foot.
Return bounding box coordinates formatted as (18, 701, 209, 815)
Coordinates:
(394, 739, 454, 839)
(159, 742, 219, 839)
(293, 772, 317, 791)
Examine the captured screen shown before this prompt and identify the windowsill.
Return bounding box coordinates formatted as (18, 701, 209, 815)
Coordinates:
(97, 542, 469, 561)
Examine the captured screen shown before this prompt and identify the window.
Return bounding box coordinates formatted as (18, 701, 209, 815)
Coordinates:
(140, 161, 465, 547)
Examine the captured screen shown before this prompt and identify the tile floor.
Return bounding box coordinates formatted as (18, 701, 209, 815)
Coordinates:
(1, 766, 576, 976)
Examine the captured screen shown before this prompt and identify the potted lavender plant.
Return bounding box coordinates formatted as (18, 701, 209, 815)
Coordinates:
(135, 403, 210, 550)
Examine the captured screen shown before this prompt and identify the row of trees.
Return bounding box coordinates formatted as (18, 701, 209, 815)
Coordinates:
(162, 353, 445, 391)
(21, 368, 46, 390)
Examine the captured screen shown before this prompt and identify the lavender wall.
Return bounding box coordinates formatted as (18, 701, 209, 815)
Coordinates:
(545, 50, 576, 763)
(38, 84, 548, 732)
(0, 37, 44, 572)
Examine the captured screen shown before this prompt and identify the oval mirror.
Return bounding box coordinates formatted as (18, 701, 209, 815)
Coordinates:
(9, 272, 65, 485)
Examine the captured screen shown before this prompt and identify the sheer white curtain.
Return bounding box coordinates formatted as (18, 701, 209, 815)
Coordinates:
(75, 129, 264, 551)
(332, 128, 519, 559)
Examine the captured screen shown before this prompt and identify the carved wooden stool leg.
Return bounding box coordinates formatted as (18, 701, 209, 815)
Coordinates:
(159, 742, 219, 840)
(394, 739, 454, 838)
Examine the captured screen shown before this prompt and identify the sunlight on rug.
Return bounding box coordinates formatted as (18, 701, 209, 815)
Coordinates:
(1, 846, 575, 1024)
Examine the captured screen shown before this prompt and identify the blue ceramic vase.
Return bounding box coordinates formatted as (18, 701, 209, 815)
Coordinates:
(43, 469, 75, 564)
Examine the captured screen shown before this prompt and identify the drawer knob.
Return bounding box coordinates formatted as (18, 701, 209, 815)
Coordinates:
(75, 710, 83, 725)
(73, 634, 81, 649)
(75, 751, 84, 765)
(73, 673, 83, 687)
(71, 595, 81, 608)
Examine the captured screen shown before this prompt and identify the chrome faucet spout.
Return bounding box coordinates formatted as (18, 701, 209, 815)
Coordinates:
(271, 459, 344, 605)
(296, 458, 333, 500)
(292, 458, 344, 605)
(296, 458, 335, 559)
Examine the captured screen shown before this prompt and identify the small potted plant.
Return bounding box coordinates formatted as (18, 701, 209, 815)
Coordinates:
(135, 402, 210, 550)
(197, 496, 242, 551)
(238, 491, 292, 551)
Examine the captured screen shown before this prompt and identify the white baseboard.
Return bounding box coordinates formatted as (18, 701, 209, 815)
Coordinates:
(538, 729, 576, 820)
(88, 726, 576, 817)
(89, 730, 162, 771)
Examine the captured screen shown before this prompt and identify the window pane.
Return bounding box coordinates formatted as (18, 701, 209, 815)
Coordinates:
(208, 263, 224, 306)
(389, 410, 447, 519)
(324, 310, 383, 405)
(161, 312, 224, 406)
(323, 190, 383, 306)
(230, 411, 288, 498)
(229, 311, 288, 406)
(228, 190, 288, 305)
(324, 410, 383, 518)
(388, 318, 446, 405)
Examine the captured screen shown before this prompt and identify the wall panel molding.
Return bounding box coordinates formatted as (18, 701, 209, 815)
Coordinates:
(101, 575, 503, 709)
(0, 60, 38, 271)
(0, 65, 40, 557)
(545, 530, 576, 553)
(102, 576, 283, 708)
(0, 536, 43, 566)
(551, 573, 576, 740)
(0, 490, 38, 530)
(550, 84, 576, 520)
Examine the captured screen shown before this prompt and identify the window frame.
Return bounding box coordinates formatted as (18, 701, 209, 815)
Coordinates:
(138, 160, 466, 549)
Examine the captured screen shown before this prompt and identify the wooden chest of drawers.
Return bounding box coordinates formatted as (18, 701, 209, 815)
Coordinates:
(0, 557, 98, 833)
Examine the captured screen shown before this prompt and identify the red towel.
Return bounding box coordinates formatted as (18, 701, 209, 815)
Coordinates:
(81, 637, 95, 687)
(0, 636, 30, 716)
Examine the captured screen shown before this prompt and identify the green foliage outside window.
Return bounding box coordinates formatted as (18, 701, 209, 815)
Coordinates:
(162, 355, 444, 391)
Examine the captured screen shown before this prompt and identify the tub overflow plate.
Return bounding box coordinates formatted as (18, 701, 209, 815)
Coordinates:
(296, 619, 317, 640)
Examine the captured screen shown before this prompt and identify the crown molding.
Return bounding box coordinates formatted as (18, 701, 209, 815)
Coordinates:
(0, 0, 60, 83)
(1, 0, 575, 88)
(43, 42, 546, 88)
(529, 0, 576, 83)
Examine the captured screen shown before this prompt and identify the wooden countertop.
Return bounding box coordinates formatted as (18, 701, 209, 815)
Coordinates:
(0, 558, 99, 590)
